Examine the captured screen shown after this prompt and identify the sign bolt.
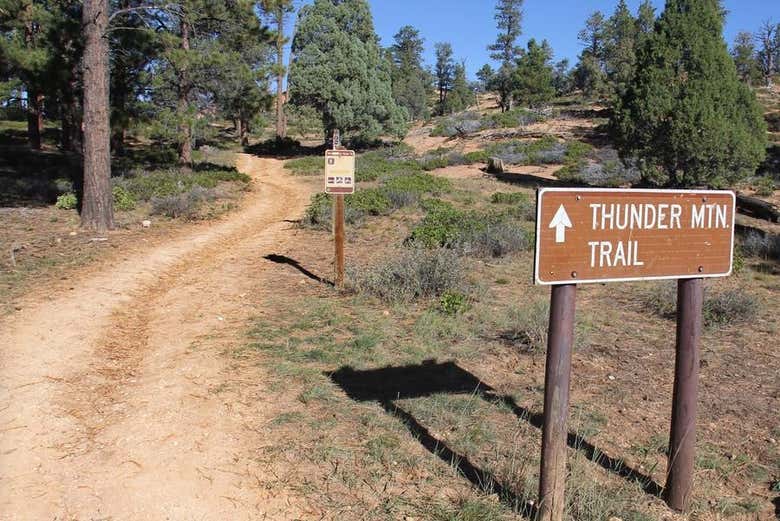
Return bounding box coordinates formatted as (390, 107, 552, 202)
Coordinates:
(571, 271, 578, 278)
(698, 266, 704, 273)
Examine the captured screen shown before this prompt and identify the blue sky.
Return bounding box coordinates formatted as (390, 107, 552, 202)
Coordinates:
(288, 0, 780, 79)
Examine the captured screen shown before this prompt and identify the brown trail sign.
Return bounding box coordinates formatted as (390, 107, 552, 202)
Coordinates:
(533, 188, 735, 521)
(535, 188, 735, 285)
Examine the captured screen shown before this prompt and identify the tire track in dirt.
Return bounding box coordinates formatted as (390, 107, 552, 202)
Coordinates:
(0, 155, 315, 520)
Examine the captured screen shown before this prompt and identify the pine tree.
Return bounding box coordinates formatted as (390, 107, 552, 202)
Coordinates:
(442, 61, 474, 114)
(390, 25, 428, 120)
(637, 0, 655, 33)
(110, 0, 157, 155)
(288, 0, 406, 142)
(476, 64, 494, 92)
(0, 1, 54, 149)
(139, 1, 264, 165)
(604, 0, 638, 99)
(513, 39, 555, 107)
(611, 0, 767, 187)
(434, 41, 454, 111)
(574, 11, 608, 99)
(731, 31, 760, 85)
(261, 0, 294, 139)
(552, 59, 573, 96)
(488, 0, 523, 112)
(211, 7, 274, 146)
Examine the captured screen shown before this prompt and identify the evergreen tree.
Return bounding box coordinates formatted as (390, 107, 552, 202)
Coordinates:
(442, 61, 474, 114)
(261, 0, 294, 139)
(611, 0, 767, 187)
(434, 41, 454, 111)
(636, 0, 656, 34)
(513, 39, 555, 107)
(604, 0, 638, 99)
(488, 0, 523, 112)
(110, 0, 157, 155)
(0, 1, 55, 149)
(288, 0, 406, 142)
(476, 64, 494, 92)
(731, 31, 761, 85)
(552, 59, 573, 96)
(574, 11, 608, 99)
(210, 7, 274, 145)
(390, 25, 428, 120)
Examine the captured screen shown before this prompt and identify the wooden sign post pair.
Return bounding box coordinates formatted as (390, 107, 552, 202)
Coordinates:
(325, 130, 355, 288)
(534, 188, 736, 521)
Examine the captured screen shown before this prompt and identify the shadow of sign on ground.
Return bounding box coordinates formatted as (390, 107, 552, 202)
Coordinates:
(327, 360, 663, 516)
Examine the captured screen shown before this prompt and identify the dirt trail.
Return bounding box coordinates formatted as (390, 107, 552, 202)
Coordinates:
(0, 155, 314, 520)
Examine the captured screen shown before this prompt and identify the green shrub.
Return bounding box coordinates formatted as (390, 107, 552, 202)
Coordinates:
(420, 156, 450, 171)
(303, 189, 393, 229)
(440, 291, 469, 315)
(284, 156, 322, 176)
(490, 192, 529, 205)
(123, 167, 249, 201)
(409, 200, 531, 257)
(302, 192, 332, 229)
(409, 201, 480, 248)
(348, 188, 392, 216)
(150, 186, 215, 219)
(487, 107, 546, 128)
(351, 248, 467, 303)
(112, 185, 136, 211)
(754, 176, 775, 197)
(55, 192, 77, 210)
(643, 283, 759, 328)
(564, 140, 594, 164)
(356, 145, 422, 182)
(703, 289, 759, 328)
(384, 172, 452, 196)
(463, 150, 489, 164)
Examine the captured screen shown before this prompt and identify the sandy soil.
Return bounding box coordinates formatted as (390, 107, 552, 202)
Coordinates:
(0, 155, 315, 520)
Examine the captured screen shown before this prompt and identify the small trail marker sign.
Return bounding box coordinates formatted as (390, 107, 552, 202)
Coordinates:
(325, 149, 355, 195)
(534, 188, 735, 285)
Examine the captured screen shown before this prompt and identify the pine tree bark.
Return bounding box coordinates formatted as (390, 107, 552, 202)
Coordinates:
(274, 9, 287, 139)
(177, 19, 193, 167)
(239, 117, 249, 146)
(81, 0, 114, 232)
(23, 5, 43, 150)
(27, 92, 43, 149)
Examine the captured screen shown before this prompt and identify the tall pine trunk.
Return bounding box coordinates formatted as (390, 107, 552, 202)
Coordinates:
(274, 10, 287, 139)
(177, 19, 192, 167)
(27, 92, 43, 149)
(81, 0, 114, 232)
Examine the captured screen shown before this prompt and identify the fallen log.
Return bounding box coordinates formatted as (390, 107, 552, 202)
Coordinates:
(736, 194, 780, 223)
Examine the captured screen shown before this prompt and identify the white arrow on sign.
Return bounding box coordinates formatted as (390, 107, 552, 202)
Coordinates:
(549, 204, 572, 243)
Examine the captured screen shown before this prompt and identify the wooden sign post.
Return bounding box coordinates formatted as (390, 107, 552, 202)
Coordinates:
(534, 188, 735, 520)
(325, 130, 355, 289)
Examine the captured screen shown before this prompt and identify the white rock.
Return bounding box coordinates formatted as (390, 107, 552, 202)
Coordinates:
(142, 220, 151, 228)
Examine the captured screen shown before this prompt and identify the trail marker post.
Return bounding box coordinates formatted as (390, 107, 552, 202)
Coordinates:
(534, 188, 735, 520)
(325, 130, 354, 289)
